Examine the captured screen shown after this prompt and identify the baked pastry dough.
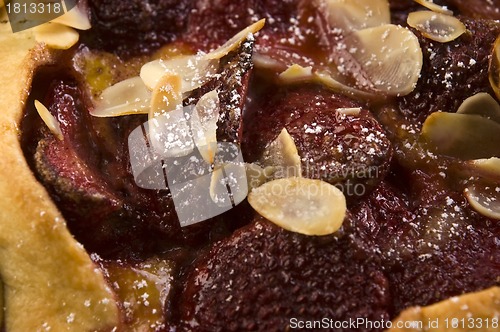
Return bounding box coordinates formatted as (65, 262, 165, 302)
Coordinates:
(0, 9, 119, 331)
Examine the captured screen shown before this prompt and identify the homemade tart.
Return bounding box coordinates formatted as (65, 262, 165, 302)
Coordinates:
(1, 0, 500, 331)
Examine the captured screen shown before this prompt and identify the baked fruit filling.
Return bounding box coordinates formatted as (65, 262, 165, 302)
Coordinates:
(9, 0, 500, 330)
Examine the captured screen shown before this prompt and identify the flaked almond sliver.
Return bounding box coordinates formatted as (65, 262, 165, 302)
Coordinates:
(407, 11, 466, 43)
(321, 0, 391, 33)
(344, 24, 423, 96)
(421, 112, 500, 160)
(469, 158, 500, 180)
(337, 107, 362, 116)
(248, 177, 347, 236)
(457, 92, 500, 124)
(489, 35, 500, 101)
(149, 73, 183, 118)
(412, 0, 453, 15)
(149, 73, 189, 157)
(260, 128, 302, 179)
(140, 56, 218, 92)
(34, 100, 63, 140)
(205, 19, 265, 60)
(51, 5, 91, 30)
(278, 64, 379, 100)
(465, 185, 500, 220)
(33, 23, 79, 50)
(210, 162, 248, 207)
(191, 90, 220, 163)
(314, 70, 379, 99)
(279, 64, 313, 83)
(92, 77, 151, 117)
(390, 287, 500, 332)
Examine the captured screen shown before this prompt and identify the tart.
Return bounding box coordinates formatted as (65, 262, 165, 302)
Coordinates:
(1, 0, 500, 331)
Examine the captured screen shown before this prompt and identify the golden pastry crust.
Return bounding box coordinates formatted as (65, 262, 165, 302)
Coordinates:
(0, 10, 119, 331)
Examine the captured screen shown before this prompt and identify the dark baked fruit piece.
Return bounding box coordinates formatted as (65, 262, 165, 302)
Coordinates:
(177, 217, 391, 332)
(84, 0, 193, 56)
(184, 0, 300, 52)
(387, 193, 500, 314)
(351, 177, 500, 316)
(396, 17, 500, 124)
(242, 82, 392, 201)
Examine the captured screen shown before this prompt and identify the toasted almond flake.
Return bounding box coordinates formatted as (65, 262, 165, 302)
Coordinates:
(278, 64, 378, 100)
(149, 74, 188, 157)
(191, 90, 220, 163)
(489, 35, 500, 101)
(210, 162, 248, 206)
(336, 107, 362, 116)
(209, 166, 233, 207)
(421, 112, 500, 160)
(92, 77, 151, 117)
(407, 11, 466, 43)
(260, 128, 302, 179)
(51, 6, 91, 30)
(465, 185, 500, 220)
(314, 70, 378, 99)
(206, 19, 265, 60)
(412, 0, 453, 15)
(390, 287, 500, 332)
(468, 158, 500, 181)
(34, 23, 79, 50)
(457, 93, 500, 124)
(322, 0, 391, 33)
(248, 177, 347, 236)
(149, 73, 183, 118)
(34, 100, 63, 140)
(344, 24, 423, 95)
(140, 56, 218, 92)
(253, 53, 287, 71)
(279, 64, 313, 82)
(147, 106, 194, 158)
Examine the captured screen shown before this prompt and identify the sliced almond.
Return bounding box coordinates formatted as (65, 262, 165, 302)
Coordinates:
(343, 24, 423, 96)
(469, 158, 500, 181)
(489, 35, 500, 101)
(33, 23, 79, 50)
(149, 73, 183, 118)
(149, 74, 190, 157)
(314, 70, 379, 99)
(34, 100, 63, 140)
(206, 19, 265, 60)
(407, 11, 466, 43)
(210, 162, 248, 207)
(412, 0, 453, 15)
(321, 0, 391, 33)
(92, 77, 151, 117)
(260, 128, 302, 179)
(465, 185, 500, 220)
(190, 90, 220, 163)
(421, 112, 500, 159)
(336, 107, 362, 116)
(278, 64, 379, 100)
(51, 5, 91, 30)
(140, 56, 218, 92)
(457, 92, 500, 123)
(390, 287, 500, 332)
(248, 177, 347, 236)
(279, 64, 314, 83)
